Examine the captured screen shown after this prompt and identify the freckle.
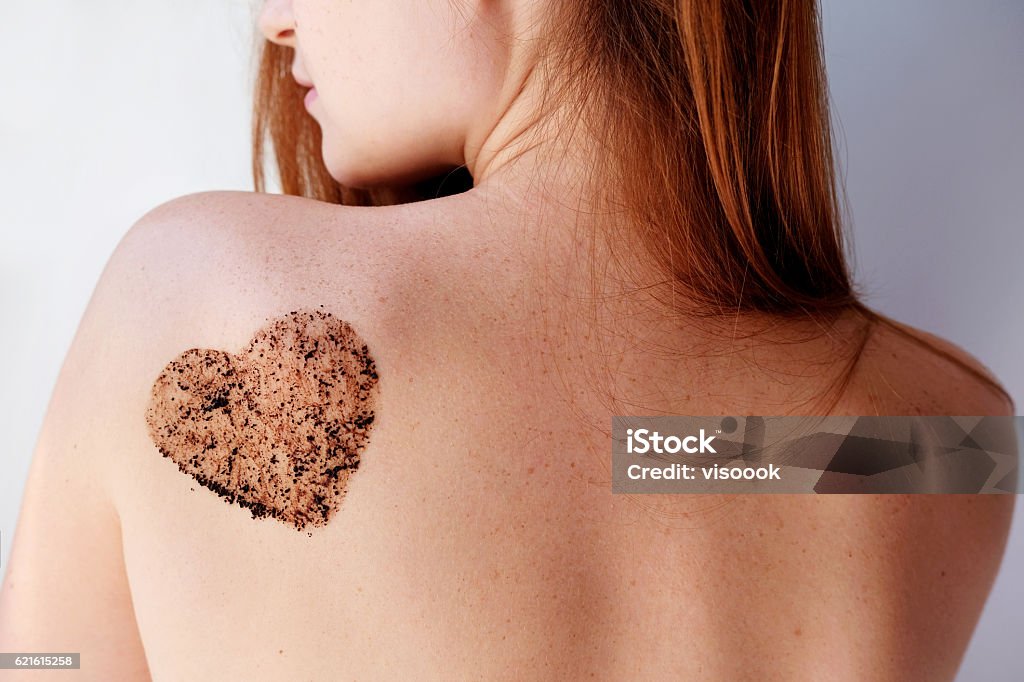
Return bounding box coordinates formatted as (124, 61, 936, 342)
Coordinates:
(145, 309, 380, 532)
(794, 627, 802, 637)
(940, 570, 946, 577)
(278, 649, 283, 655)
(527, 466, 535, 475)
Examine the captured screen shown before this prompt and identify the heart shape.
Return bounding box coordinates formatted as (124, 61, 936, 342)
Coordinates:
(145, 308, 379, 531)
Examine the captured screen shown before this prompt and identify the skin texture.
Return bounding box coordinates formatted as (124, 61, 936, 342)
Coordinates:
(0, 1, 1016, 680)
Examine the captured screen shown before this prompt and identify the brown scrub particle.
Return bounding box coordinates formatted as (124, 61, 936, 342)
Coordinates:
(145, 308, 380, 531)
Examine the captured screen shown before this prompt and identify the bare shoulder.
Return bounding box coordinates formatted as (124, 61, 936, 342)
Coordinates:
(0, 194, 261, 676)
(0, 190, 415, 676)
(846, 312, 1018, 586)
(5, 187, 412, 539)
(125, 188, 442, 272)
(123, 189, 359, 264)
(118, 189, 410, 318)
(815, 313, 1019, 675)
(855, 310, 1016, 417)
(34, 189, 408, 483)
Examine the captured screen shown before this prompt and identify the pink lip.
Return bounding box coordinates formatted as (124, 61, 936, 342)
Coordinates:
(304, 87, 318, 108)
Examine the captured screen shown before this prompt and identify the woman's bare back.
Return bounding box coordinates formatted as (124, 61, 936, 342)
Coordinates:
(2, 190, 1014, 681)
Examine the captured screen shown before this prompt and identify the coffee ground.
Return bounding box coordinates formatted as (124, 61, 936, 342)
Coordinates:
(145, 307, 379, 531)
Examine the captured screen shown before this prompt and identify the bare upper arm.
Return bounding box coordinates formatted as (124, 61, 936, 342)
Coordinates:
(0, 416, 151, 680)
(855, 314, 1019, 649)
(0, 192, 239, 680)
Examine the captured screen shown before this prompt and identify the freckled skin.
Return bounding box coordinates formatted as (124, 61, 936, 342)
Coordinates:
(145, 308, 379, 531)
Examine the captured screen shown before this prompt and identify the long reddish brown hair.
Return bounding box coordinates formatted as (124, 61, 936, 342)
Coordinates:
(251, 0, 1014, 412)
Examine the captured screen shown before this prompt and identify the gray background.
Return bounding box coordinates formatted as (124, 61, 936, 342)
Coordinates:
(1, 1, 1021, 678)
